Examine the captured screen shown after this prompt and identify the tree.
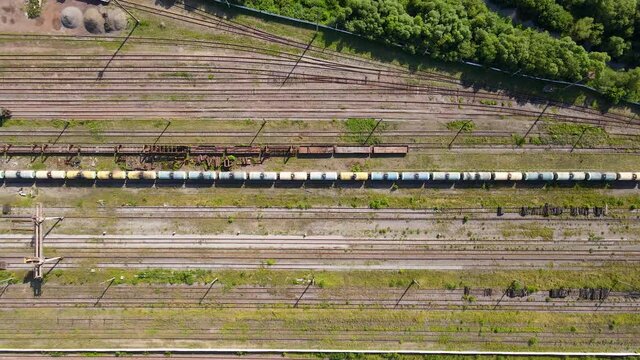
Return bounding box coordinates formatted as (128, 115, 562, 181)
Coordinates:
(0, 108, 11, 119)
(605, 36, 631, 58)
(0, 107, 11, 126)
(571, 17, 604, 45)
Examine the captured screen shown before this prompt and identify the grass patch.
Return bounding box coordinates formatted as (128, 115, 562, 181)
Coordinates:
(30, 265, 640, 291)
(342, 118, 387, 145)
(2, 307, 638, 350)
(2, 186, 639, 212)
(501, 223, 555, 241)
(446, 120, 475, 132)
(540, 120, 609, 147)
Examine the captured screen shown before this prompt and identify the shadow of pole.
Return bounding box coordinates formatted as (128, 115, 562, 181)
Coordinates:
(199, 278, 219, 305)
(293, 277, 314, 308)
(394, 279, 418, 309)
(94, 277, 116, 307)
(42, 258, 63, 279)
(97, 0, 140, 80)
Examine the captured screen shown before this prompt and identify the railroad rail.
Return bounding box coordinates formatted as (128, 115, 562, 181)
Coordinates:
(2, 234, 639, 270)
(0, 144, 407, 158)
(0, 284, 637, 312)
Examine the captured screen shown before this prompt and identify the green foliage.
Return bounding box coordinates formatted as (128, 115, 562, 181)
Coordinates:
(604, 36, 631, 58)
(264, 258, 277, 266)
(570, 17, 604, 45)
(479, 99, 498, 106)
(343, 118, 385, 145)
(29, 161, 46, 171)
(493, 0, 574, 33)
(511, 134, 526, 147)
(0, 108, 11, 126)
(446, 120, 475, 132)
(462, 294, 476, 302)
(368, 197, 390, 209)
(235, 0, 640, 102)
(133, 269, 211, 285)
(540, 120, 609, 146)
(592, 67, 640, 103)
(25, 0, 41, 18)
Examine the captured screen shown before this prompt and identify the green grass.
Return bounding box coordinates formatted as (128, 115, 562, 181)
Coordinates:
(342, 118, 387, 145)
(9, 264, 637, 291)
(540, 120, 609, 147)
(1, 307, 638, 350)
(2, 186, 639, 212)
(501, 223, 555, 241)
(446, 120, 475, 132)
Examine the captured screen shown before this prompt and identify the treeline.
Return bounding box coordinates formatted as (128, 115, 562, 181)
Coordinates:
(492, 0, 639, 64)
(234, 0, 640, 103)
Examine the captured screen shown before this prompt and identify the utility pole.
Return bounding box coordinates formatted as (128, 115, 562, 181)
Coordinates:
(23, 203, 64, 281)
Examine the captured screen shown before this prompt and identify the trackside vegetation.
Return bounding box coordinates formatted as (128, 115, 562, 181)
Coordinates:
(3, 266, 637, 290)
(232, 0, 640, 104)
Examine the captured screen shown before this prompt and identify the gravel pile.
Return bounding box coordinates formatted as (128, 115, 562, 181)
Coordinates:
(104, 8, 127, 32)
(60, 6, 82, 29)
(83, 7, 104, 34)
(80, 6, 128, 33)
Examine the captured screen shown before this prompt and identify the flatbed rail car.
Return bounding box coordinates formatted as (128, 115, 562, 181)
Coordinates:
(1, 144, 408, 158)
(2, 170, 639, 182)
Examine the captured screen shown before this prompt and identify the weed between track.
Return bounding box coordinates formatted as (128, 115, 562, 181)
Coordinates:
(2, 265, 638, 290)
(2, 186, 638, 210)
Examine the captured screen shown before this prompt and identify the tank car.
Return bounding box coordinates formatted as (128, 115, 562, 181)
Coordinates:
(372, 172, 400, 181)
(249, 172, 277, 181)
(400, 172, 430, 181)
(309, 171, 338, 181)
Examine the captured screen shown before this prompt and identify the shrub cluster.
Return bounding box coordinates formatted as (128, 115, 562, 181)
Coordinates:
(235, 0, 640, 103)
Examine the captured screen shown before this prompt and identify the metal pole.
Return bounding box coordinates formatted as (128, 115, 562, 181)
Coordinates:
(111, 0, 140, 24)
(34, 204, 43, 280)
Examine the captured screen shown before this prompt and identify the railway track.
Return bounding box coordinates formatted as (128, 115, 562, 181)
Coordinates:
(3, 206, 635, 221)
(2, 234, 639, 270)
(119, 0, 638, 126)
(0, 36, 633, 127)
(0, 324, 635, 350)
(1, 284, 638, 312)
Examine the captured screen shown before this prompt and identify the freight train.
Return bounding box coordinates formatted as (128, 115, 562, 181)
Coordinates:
(0, 170, 639, 182)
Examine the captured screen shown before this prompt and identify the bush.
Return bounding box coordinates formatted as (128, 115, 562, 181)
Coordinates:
(446, 120, 475, 132)
(0, 108, 11, 125)
(369, 197, 389, 209)
(234, 0, 640, 103)
(25, 0, 41, 19)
